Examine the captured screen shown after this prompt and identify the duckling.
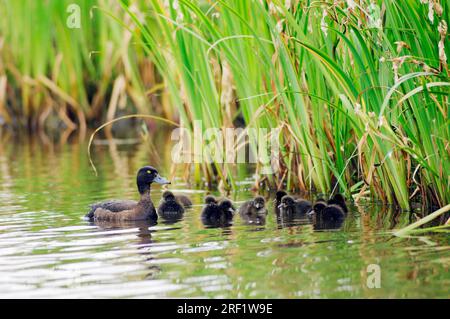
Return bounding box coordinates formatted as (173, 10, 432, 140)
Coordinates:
(274, 190, 288, 217)
(239, 196, 267, 225)
(85, 166, 170, 221)
(157, 190, 185, 221)
(311, 203, 345, 230)
(275, 190, 287, 207)
(201, 196, 235, 227)
(309, 198, 346, 224)
(321, 204, 346, 221)
(327, 194, 348, 214)
(175, 194, 193, 208)
(278, 195, 312, 217)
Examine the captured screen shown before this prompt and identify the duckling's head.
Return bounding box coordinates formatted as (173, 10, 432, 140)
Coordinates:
(275, 190, 287, 202)
(278, 195, 295, 209)
(312, 200, 327, 214)
(219, 199, 235, 214)
(162, 190, 176, 201)
(137, 166, 170, 194)
(253, 196, 266, 209)
(204, 195, 217, 205)
(328, 194, 347, 212)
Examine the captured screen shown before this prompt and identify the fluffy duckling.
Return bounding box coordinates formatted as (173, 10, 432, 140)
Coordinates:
(239, 196, 268, 225)
(274, 190, 288, 216)
(308, 195, 347, 224)
(85, 166, 170, 221)
(275, 190, 288, 207)
(157, 190, 185, 221)
(278, 195, 312, 217)
(327, 194, 348, 214)
(311, 203, 345, 230)
(201, 196, 235, 227)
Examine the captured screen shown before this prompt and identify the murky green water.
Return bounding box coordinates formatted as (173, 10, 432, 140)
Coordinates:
(0, 131, 448, 298)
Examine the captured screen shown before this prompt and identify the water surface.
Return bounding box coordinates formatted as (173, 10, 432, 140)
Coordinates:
(0, 132, 448, 298)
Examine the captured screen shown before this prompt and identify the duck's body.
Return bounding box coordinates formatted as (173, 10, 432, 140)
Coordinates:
(308, 195, 347, 229)
(157, 191, 185, 221)
(201, 196, 235, 227)
(239, 196, 267, 225)
(86, 199, 137, 219)
(85, 166, 170, 222)
(89, 193, 191, 219)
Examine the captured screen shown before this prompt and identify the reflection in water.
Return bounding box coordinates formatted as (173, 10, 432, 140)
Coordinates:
(0, 132, 449, 298)
(91, 219, 162, 279)
(312, 218, 344, 231)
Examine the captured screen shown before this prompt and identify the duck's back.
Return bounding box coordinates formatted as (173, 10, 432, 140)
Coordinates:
(86, 199, 137, 219)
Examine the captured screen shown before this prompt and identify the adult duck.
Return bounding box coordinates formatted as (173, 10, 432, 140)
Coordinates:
(85, 166, 170, 221)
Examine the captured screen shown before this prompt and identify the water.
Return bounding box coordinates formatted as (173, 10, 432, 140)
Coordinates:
(0, 131, 448, 298)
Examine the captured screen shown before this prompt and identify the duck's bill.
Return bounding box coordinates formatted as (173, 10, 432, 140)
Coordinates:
(154, 174, 171, 185)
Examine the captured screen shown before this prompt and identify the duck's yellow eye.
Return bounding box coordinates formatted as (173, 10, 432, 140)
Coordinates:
(147, 170, 151, 174)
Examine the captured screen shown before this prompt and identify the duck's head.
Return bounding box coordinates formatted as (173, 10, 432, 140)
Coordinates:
(219, 199, 235, 214)
(204, 195, 217, 205)
(137, 166, 170, 194)
(253, 196, 266, 209)
(278, 195, 295, 209)
(162, 190, 176, 201)
(275, 190, 287, 202)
